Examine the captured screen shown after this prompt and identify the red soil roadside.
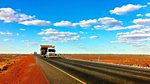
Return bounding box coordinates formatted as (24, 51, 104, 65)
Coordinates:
(0, 54, 49, 84)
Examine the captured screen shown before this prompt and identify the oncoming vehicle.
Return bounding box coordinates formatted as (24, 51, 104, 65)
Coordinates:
(40, 45, 56, 57)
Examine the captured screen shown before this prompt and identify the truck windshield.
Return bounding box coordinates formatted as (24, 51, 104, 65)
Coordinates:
(48, 49, 55, 52)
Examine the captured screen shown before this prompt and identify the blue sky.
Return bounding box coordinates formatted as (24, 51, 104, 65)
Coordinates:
(1, 0, 150, 54)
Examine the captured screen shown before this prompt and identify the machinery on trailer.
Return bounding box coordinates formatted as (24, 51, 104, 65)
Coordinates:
(40, 45, 56, 57)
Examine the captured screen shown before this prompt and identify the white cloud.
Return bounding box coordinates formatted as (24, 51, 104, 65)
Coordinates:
(53, 17, 121, 29)
(0, 8, 50, 26)
(20, 20, 50, 26)
(147, 2, 150, 5)
(38, 28, 81, 42)
(133, 18, 150, 25)
(19, 28, 26, 31)
(106, 24, 144, 31)
(106, 26, 123, 31)
(93, 17, 122, 30)
(79, 31, 84, 34)
(54, 21, 77, 27)
(3, 38, 13, 41)
(125, 24, 144, 29)
(16, 33, 19, 36)
(94, 25, 103, 29)
(110, 4, 145, 15)
(0, 8, 17, 22)
(145, 13, 150, 17)
(79, 31, 87, 34)
(136, 14, 142, 17)
(0, 8, 34, 23)
(89, 36, 99, 39)
(0, 31, 12, 35)
(79, 19, 97, 28)
(22, 40, 38, 46)
(38, 28, 77, 36)
(54, 19, 97, 28)
(42, 35, 81, 42)
(116, 28, 150, 44)
(98, 17, 122, 26)
(17, 14, 35, 22)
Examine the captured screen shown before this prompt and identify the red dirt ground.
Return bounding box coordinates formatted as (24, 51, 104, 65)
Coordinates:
(63, 54, 150, 67)
(0, 54, 17, 62)
(0, 54, 49, 84)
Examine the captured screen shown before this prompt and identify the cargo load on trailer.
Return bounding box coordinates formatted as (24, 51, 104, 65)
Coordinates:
(40, 45, 56, 57)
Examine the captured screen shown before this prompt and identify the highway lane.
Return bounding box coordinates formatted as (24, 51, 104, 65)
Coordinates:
(40, 57, 150, 84)
(36, 56, 84, 84)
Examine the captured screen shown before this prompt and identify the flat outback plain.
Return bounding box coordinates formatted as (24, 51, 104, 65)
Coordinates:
(0, 54, 48, 84)
(1, 54, 150, 84)
(63, 54, 150, 67)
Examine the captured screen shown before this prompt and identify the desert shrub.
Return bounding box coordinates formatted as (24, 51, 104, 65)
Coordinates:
(2, 65, 8, 71)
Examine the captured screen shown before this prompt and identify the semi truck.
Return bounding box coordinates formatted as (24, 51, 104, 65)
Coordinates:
(40, 45, 56, 57)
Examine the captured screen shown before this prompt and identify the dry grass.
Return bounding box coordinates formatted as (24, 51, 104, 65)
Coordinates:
(0, 54, 19, 72)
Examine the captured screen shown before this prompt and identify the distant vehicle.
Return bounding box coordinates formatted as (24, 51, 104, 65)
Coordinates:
(34, 52, 37, 55)
(40, 45, 56, 57)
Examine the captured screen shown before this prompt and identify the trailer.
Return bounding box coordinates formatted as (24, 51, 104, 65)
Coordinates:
(40, 45, 56, 57)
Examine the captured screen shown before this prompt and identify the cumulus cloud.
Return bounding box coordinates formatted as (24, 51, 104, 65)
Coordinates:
(22, 40, 38, 46)
(38, 28, 77, 36)
(17, 14, 35, 22)
(79, 19, 97, 28)
(0, 31, 12, 35)
(0, 8, 17, 22)
(106, 26, 123, 31)
(125, 24, 144, 29)
(54, 21, 77, 27)
(89, 36, 99, 39)
(145, 13, 150, 17)
(42, 35, 81, 42)
(19, 28, 26, 31)
(79, 31, 84, 34)
(20, 20, 50, 26)
(94, 25, 105, 29)
(0, 8, 50, 26)
(116, 28, 150, 44)
(106, 24, 144, 31)
(38, 28, 81, 42)
(98, 17, 122, 26)
(80, 17, 121, 28)
(79, 31, 87, 34)
(110, 4, 145, 15)
(136, 14, 143, 17)
(54, 19, 97, 28)
(147, 2, 150, 5)
(133, 18, 150, 25)
(92, 17, 122, 30)
(3, 38, 13, 41)
(54, 17, 121, 28)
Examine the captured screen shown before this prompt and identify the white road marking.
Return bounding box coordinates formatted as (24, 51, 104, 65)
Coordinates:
(39, 58, 86, 84)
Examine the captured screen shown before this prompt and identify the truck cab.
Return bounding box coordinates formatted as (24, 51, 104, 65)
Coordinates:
(47, 47, 56, 57)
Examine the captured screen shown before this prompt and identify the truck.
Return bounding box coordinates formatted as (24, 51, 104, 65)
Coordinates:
(40, 45, 56, 57)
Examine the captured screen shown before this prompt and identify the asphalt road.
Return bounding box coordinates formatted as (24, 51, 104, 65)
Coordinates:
(37, 56, 150, 84)
(36, 56, 83, 84)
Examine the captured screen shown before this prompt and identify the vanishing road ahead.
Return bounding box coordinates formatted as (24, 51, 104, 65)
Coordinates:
(37, 56, 150, 84)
